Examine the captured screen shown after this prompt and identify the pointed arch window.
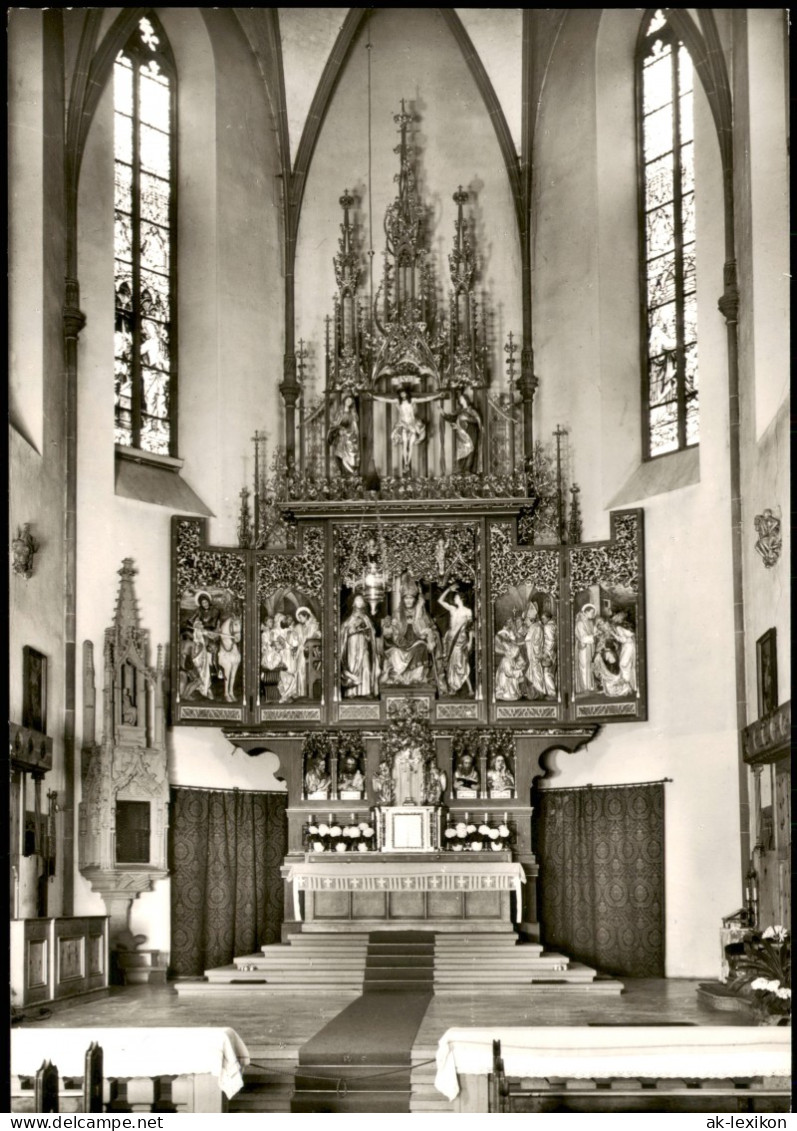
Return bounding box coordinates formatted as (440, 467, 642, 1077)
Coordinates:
(114, 14, 177, 456)
(637, 10, 698, 459)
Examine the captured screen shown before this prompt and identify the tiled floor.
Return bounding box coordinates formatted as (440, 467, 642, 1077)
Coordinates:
(14, 978, 753, 1060)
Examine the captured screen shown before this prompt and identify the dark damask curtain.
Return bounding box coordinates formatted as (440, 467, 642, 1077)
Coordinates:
(535, 782, 665, 977)
(170, 788, 288, 977)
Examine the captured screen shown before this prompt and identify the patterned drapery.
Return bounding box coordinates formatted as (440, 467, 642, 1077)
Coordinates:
(536, 782, 664, 977)
(170, 788, 287, 977)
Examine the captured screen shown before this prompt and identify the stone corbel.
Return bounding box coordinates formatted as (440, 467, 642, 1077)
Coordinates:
(9, 722, 53, 774)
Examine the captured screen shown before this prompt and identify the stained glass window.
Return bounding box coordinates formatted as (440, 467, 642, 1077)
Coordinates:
(638, 11, 698, 458)
(114, 15, 176, 456)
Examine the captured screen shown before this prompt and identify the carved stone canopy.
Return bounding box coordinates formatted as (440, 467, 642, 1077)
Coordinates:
(78, 559, 168, 954)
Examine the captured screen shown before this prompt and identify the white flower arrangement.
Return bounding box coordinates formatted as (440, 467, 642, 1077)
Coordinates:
(306, 819, 376, 854)
(442, 817, 513, 852)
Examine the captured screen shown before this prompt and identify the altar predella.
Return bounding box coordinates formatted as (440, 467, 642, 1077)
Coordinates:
(169, 105, 646, 920)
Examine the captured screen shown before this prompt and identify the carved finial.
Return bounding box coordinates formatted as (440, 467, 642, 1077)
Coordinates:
(504, 332, 518, 385)
(237, 487, 253, 549)
(568, 483, 583, 545)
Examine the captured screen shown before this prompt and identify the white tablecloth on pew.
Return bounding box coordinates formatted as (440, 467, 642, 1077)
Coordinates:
(12, 1027, 250, 1098)
(435, 1026, 792, 1101)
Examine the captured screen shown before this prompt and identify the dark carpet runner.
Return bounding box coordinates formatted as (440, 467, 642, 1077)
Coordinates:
(290, 932, 434, 1113)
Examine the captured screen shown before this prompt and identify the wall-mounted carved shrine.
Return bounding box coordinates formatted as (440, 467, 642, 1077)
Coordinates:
(170, 104, 647, 734)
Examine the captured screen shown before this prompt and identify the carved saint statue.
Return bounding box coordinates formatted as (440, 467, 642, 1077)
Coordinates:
(494, 621, 526, 701)
(184, 590, 220, 700)
(609, 612, 637, 693)
(327, 394, 360, 475)
(381, 575, 446, 692)
(573, 603, 597, 694)
(592, 644, 632, 697)
(121, 688, 138, 726)
(442, 390, 482, 474)
(454, 750, 480, 794)
(487, 753, 515, 794)
(338, 751, 365, 794)
(541, 611, 558, 698)
(304, 752, 331, 798)
(438, 585, 474, 695)
(372, 744, 447, 806)
(340, 595, 380, 697)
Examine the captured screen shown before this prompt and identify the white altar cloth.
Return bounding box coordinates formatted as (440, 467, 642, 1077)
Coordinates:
(11, 1027, 250, 1099)
(285, 858, 525, 921)
(434, 1026, 792, 1101)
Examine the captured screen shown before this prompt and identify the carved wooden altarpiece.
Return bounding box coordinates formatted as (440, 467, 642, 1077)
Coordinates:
(167, 105, 649, 936)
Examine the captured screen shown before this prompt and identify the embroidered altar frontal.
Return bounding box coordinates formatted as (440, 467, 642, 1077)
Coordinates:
(283, 855, 524, 932)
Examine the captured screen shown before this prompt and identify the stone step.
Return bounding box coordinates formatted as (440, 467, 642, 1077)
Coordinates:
(229, 1066, 294, 1115)
(295, 1066, 412, 1092)
(174, 980, 363, 996)
(283, 942, 370, 951)
(365, 966, 434, 979)
(291, 1090, 411, 1113)
(207, 973, 364, 988)
(299, 920, 515, 933)
(363, 981, 435, 993)
(434, 955, 570, 968)
(366, 956, 434, 968)
(236, 956, 367, 968)
(436, 979, 624, 995)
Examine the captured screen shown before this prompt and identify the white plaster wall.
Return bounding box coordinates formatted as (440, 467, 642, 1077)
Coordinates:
(734, 9, 791, 715)
(72, 9, 286, 951)
(9, 10, 69, 918)
(531, 9, 742, 977)
(295, 6, 523, 403)
(732, 10, 790, 883)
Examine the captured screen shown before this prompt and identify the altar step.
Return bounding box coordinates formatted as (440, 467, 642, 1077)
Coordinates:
(364, 931, 435, 994)
(178, 930, 623, 996)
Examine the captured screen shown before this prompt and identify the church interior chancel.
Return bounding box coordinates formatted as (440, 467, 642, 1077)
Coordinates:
(8, 7, 790, 1116)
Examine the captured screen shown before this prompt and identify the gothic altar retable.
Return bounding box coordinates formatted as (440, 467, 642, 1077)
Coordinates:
(168, 104, 648, 937)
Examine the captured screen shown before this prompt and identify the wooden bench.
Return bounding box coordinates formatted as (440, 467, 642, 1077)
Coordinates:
(488, 1038, 791, 1113)
(12, 1027, 250, 1113)
(434, 1026, 791, 1113)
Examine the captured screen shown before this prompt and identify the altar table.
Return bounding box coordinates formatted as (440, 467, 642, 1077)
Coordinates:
(283, 855, 525, 929)
(12, 1027, 250, 1109)
(434, 1026, 793, 1106)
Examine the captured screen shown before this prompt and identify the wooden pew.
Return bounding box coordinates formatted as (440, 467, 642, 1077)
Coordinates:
(487, 1039, 791, 1114)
